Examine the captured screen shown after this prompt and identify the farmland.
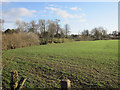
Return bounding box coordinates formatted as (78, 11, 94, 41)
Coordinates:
(2, 40, 118, 88)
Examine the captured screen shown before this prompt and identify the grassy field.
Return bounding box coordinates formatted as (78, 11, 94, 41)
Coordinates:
(2, 40, 118, 88)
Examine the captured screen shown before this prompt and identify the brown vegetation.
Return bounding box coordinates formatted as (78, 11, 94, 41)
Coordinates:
(2, 32, 40, 50)
(1, 18, 119, 50)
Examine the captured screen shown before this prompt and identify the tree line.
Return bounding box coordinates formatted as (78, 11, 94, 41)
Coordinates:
(4, 19, 70, 44)
(1, 19, 70, 50)
(0, 18, 119, 50)
(71, 27, 119, 41)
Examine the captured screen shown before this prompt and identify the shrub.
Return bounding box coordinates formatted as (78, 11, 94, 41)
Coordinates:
(0, 31, 2, 54)
(2, 32, 40, 50)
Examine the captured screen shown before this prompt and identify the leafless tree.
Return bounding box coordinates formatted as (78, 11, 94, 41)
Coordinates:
(91, 27, 107, 40)
(28, 20, 38, 33)
(55, 19, 60, 35)
(16, 20, 27, 32)
(38, 19, 46, 38)
(64, 24, 70, 38)
(82, 30, 89, 36)
(0, 19, 4, 31)
(60, 28, 65, 43)
(48, 20, 56, 43)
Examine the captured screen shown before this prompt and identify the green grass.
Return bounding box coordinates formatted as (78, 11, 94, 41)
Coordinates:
(2, 40, 118, 88)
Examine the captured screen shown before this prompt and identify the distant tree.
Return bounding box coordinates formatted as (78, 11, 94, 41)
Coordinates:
(4, 29, 17, 34)
(55, 19, 60, 35)
(112, 31, 118, 36)
(54, 33, 61, 38)
(71, 34, 78, 38)
(60, 28, 65, 43)
(16, 20, 27, 32)
(28, 20, 38, 33)
(64, 24, 70, 38)
(91, 27, 108, 40)
(101, 29, 107, 39)
(47, 20, 56, 43)
(82, 30, 89, 36)
(101, 30, 107, 36)
(0, 19, 4, 31)
(91, 27, 102, 40)
(118, 32, 120, 36)
(38, 19, 46, 38)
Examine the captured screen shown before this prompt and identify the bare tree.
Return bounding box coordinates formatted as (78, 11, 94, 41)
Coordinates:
(0, 19, 4, 31)
(55, 19, 60, 35)
(82, 30, 89, 36)
(16, 20, 27, 32)
(64, 24, 70, 38)
(91, 28, 101, 40)
(38, 19, 46, 38)
(112, 31, 118, 36)
(101, 29, 107, 39)
(60, 28, 65, 43)
(28, 20, 38, 33)
(48, 20, 56, 43)
(91, 27, 108, 40)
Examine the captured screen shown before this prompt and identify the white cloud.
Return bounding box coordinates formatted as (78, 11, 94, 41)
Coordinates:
(56, 9, 73, 18)
(3, 8, 36, 23)
(70, 7, 82, 11)
(45, 7, 57, 11)
(70, 7, 78, 10)
(48, 5, 55, 7)
(1, 0, 10, 2)
(78, 19, 86, 23)
(81, 13, 86, 16)
(31, 10, 36, 13)
(4, 8, 36, 17)
(85, 23, 89, 26)
(46, 7, 84, 19)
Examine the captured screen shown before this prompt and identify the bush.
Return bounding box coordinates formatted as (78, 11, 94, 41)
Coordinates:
(0, 31, 2, 54)
(2, 32, 40, 50)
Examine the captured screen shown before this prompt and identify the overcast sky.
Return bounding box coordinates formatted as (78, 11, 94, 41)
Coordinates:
(2, 2, 118, 34)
